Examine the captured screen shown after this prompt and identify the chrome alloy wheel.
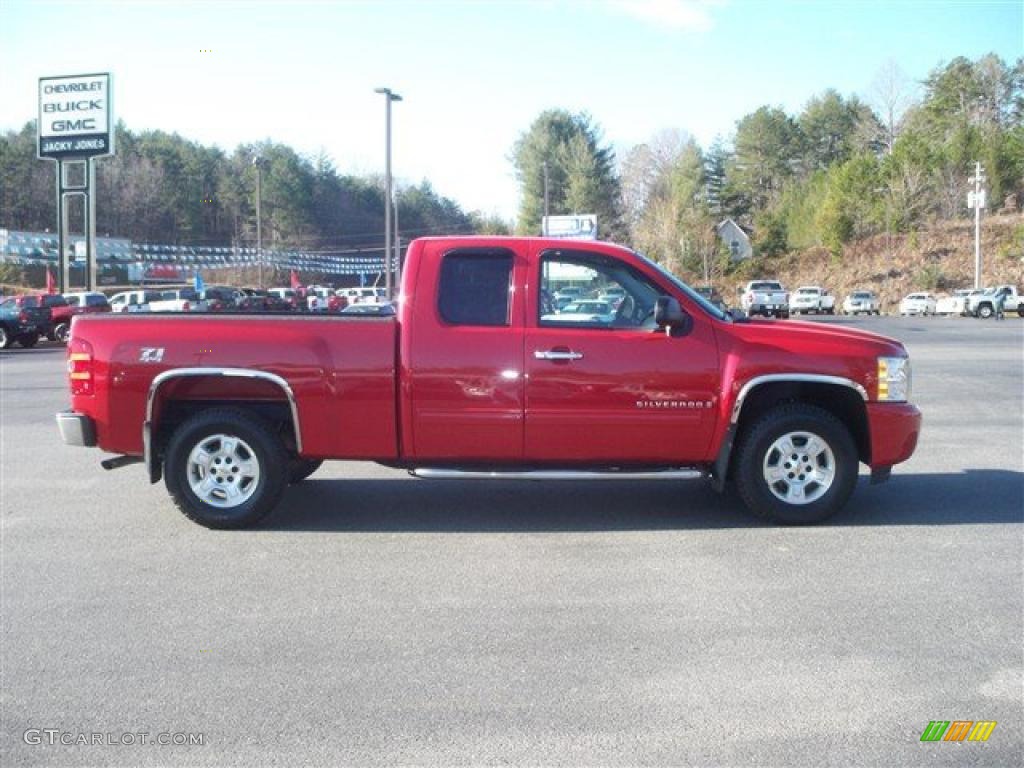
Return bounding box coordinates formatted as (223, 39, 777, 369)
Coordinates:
(762, 431, 836, 505)
(187, 434, 261, 508)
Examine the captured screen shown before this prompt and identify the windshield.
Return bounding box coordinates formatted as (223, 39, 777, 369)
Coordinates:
(634, 251, 729, 321)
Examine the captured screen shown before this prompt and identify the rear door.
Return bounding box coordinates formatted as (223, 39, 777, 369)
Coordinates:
(524, 246, 720, 464)
(405, 244, 526, 461)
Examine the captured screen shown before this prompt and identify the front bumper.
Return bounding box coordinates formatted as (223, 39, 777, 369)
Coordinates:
(867, 402, 921, 468)
(56, 411, 96, 447)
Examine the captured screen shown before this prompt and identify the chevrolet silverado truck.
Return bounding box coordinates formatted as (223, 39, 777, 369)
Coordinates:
(740, 280, 790, 318)
(967, 285, 1023, 318)
(56, 237, 921, 529)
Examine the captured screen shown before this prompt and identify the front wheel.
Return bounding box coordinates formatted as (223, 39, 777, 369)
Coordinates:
(288, 458, 323, 484)
(0, 326, 10, 349)
(164, 408, 288, 529)
(53, 323, 70, 344)
(734, 403, 858, 524)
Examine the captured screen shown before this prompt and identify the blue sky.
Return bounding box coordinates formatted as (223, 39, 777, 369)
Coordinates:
(1, 0, 1020, 222)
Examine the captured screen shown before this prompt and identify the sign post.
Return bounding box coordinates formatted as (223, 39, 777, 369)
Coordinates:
(38, 73, 113, 292)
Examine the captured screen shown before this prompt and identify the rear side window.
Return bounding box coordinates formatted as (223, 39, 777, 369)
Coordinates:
(86, 294, 108, 307)
(21, 297, 39, 308)
(438, 251, 513, 326)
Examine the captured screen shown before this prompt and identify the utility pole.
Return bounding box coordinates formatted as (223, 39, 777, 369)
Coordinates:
(375, 87, 402, 299)
(253, 154, 265, 289)
(542, 160, 550, 235)
(968, 162, 987, 289)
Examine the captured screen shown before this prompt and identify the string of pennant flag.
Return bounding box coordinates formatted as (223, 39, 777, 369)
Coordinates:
(0, 228, 398, 276)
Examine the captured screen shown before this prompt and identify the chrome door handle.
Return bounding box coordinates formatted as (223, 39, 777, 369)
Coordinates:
(534, 349, 584, 361)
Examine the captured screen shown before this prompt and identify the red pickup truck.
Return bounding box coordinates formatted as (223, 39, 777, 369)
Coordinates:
(57, 237, 921, 528)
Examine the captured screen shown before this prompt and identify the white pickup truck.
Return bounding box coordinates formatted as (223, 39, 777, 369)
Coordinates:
(967, 285, 1023, 318)
(789, 286, 835, 315)
(740, 280, 789, 318)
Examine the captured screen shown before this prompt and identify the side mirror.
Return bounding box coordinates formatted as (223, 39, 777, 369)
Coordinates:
(654, 297, 692, 336)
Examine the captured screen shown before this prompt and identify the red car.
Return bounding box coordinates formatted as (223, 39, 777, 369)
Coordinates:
(57, 236, 921, 529)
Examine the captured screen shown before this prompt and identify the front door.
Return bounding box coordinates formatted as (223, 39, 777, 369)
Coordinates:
(525, 247, 720, 464)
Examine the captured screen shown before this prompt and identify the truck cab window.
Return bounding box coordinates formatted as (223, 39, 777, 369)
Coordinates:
(438, 251, 513, 326)
(539, 250, 665, 330)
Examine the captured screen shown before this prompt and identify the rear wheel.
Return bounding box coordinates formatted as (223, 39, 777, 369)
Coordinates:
(978, 304, 994, 319)
(0, 326, 10, 350)
(53, 323, 70, 344)
(164, 408, 288, 529)
(734, 403, 858, 524)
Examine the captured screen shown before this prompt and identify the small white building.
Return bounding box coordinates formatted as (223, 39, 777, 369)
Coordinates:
(716, 218, 753, 262)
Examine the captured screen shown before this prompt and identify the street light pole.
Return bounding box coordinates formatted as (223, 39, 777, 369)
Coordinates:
(375, 87, 402, 298)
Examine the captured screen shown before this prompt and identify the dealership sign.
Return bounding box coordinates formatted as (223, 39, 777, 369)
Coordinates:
(38, 73, 113, 159)
(543, 214, 598, 240)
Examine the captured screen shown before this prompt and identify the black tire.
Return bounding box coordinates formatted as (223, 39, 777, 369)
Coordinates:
(978, 303, 993, 319)
(1018, 307, 1024, 318)
(734, 403, 858, 525)
(288, 458, 323, 484)
(164, 407, 288, 529)
(53, 322, 70, 344)
(0, 326, 11, 350)
(17, 334, 38, 348)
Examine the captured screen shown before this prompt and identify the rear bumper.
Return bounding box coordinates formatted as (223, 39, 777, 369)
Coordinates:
(867, 402, 921, 468)
(56, 411, 96, 447)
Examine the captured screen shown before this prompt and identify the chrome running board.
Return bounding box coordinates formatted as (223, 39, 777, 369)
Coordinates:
(409, 467, 704, 481)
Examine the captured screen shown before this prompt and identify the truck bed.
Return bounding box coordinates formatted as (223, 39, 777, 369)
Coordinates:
(71, 313, 398, 459)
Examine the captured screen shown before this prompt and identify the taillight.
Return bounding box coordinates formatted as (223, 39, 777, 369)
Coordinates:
(68, 339, 94, 396)
(18, 311, 29, 323)
(182, 301, 191, 312)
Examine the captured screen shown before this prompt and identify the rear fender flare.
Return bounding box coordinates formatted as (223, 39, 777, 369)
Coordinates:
(144, 367, 301, 483)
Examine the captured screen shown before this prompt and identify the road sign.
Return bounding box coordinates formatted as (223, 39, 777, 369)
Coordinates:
(543, 215, 598, 240)
(967, 190, 987, 210)
(38, 73, 114, 159)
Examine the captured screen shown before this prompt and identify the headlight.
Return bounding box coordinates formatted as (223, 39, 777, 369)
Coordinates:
(877, 356, 911, 402)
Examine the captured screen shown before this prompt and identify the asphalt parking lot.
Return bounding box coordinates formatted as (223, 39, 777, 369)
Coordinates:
(1, 316, 1021, 767)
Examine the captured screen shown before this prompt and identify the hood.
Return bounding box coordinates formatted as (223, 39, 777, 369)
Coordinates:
(728, 318, 907, 357)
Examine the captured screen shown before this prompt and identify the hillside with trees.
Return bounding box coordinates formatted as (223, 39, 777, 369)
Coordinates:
(0, 123, 509, 254)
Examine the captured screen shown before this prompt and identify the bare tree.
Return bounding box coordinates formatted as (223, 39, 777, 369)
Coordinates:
(870, 60, 917, 154)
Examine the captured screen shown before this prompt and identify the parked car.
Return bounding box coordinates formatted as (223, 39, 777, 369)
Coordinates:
(340, 302, 396, 316)
(267, 287, 304, 311)
(543, 299, 617, 324)
(934, 289, 976, 316)
(63, 291, 112, 314)
(109, 289, 164, 313)
(34, 294, 76, 342)
(789, 286, 835, 315)
(195, 286, 243, 312)
(0, 295, 50, 349)
(841, 291, 880, 315)
(899, 292, 937, 316)
(338, 287, 387, 305)
(740, 281, 789, 318)
(57, 234, 921, 530)
(966, 285, 1023, 318)
(306, 286, 346, 313)
(147, 288, 199, 313)
(233, 293, 295, 313)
